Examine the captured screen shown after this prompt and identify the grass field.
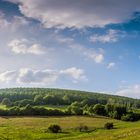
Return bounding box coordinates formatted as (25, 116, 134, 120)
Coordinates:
(38, 105, 68, 111)
(0, 116, 139, 140)
(0, 105, 68, 111)
(0, 105, 7, 110)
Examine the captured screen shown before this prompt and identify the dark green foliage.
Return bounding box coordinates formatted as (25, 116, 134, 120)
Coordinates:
(48, 124, 61, 133)
(67, 101, 83, 115)
(93, 104, 106, 116)
(34, 95, 44, 105)
(81, 98, 98, 106)
(77, 124, 89, 132)
(1, 98, 11, 107)
(105, 104, 114, 114)
(0, 88, 139, 122)
(104, 123, 114, 129)
(0, 109, 8, 116)
(8, 106, 20, 115)
(71, 106, 83, 115)
(14, 99, 34, 107)
(0, 105, 66, 116)
(43, 95, 64, 105)
(121, 112, 140, 121)
(105, 104, 127, 119)
(113, 106, 127, 119)
(0, 88, 139, 108)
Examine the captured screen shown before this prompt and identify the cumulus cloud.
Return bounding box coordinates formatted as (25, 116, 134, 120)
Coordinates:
(107, 62, 116, 69)
(11, 16, 29, 30)
(8, 39, 45, 55)
(5, 0, 140, 29)
(0, 70, 17, 83)
(0, 12, 9, 28)
(0, 67, 86, 85)
(60, 67, 86, 80)
(70, 44, 104, 63)
(55, 35, 104, 63)
(17, 68, 59, 84)
(90, 30, 119, 43)
(0, 10, 29, 30)
(116, 85, 140, 99)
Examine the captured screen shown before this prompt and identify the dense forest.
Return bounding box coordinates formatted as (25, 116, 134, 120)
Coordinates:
(0, 88, 140, 121)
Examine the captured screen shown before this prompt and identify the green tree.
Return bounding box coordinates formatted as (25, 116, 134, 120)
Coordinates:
(1, 98, 11, 107)
(93, 104, 106, 116)
(34, 95, 43, 105)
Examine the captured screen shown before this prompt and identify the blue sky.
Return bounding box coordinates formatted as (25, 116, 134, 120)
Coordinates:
(0, 0, 140, 98)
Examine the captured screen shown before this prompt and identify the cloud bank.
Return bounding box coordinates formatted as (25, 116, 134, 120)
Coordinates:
(0, 67, 86, 85)
(5, 0, 140, 28)
(116, 85, 140, 99)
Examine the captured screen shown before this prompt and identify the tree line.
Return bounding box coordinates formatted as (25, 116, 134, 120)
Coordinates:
(0, 88, 140, 121)
(0, 88, 140, 107)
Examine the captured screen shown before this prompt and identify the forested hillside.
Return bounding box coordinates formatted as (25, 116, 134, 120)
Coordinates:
(0, 88, 140, 122)
(0, 88, 139, 107)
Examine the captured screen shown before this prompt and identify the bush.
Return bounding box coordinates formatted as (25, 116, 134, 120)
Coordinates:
(104, 122, 114, 129)
(121, 114, 133, 121)
(121, 113, 140, 122)
(77, 124, 89, 132)
(48, 124, 61, 133)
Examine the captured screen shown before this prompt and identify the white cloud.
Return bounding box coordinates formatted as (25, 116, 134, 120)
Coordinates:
(13, 16, 29, 26)
(0, 71, 17, 83)
(60, 67, 87, 80)
(70, 44, 104, 63)
(0, 12, 9, 28)
(88, 53, 104, 64)
(8, 39, 45, 55)
(0, 11, 29, 30)
(55, 35, 104, 63)
(116, 84, 140, 99)
(17, 68, 59, 84)
(10, 16, 29, 30)
(107, 62, 116, 69)
(5, 0, 140, 29)
(0, 67, 86, 85)
(56, 36, 74, 44)
(90, 30, 119, 43)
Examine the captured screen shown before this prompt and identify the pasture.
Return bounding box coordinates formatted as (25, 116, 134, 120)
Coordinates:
(0, 116, 139, 140)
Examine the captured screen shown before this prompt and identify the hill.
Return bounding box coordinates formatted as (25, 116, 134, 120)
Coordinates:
(0, 88, 139, 107)
(0, 88, 139, 122)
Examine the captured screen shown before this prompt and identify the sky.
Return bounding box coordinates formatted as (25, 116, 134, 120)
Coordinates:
(0, 0, 140, 98)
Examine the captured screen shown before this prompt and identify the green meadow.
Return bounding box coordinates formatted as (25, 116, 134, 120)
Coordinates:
(0, 116, 139, 140)
(0, 88, 139, 140)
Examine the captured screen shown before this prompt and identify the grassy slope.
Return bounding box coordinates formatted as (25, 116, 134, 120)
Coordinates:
(0, 116, 139, 140)
(38, 105, 68, 111)
(0, 88, 139, 140)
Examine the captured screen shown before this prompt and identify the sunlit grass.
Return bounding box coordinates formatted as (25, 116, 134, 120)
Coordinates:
(36, 105, 68, 111)
(0, 105, 7, 110)
(0, 116, 139, 140)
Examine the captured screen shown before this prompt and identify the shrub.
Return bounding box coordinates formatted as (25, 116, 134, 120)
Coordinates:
(121, 114, 133, 121)
(121, 113, 140, 122)
(77, 124, 89, 132)
(104, 122, 114, 129)
(48, 124, 61, 133)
